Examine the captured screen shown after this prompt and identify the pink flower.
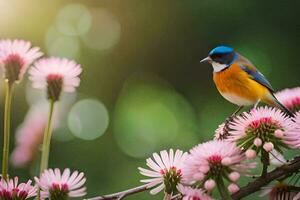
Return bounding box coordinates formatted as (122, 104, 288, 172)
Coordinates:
(0, 177, 37, 200)
(177, 185, 213, 200)
(10, 103, 57, 168)
(183, 140, 255, 189)
(275, 87, 300, 113)
(35, 168, 86, 199)
(284, 112, 300, 148)
(260, 182, 298, 200)
(228, 107, 296, 155)
(138, 149, 188, 195)
(29, 57, 82, 101)
(0, 39, 42, 83)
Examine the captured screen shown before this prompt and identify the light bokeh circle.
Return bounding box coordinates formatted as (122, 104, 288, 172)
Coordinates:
(81, 8, 121, 50)
(68, 99, 109, 140)
(56, 3, 91, 36)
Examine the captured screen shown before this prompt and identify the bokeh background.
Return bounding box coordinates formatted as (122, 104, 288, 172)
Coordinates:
(1, 0, 299, 199)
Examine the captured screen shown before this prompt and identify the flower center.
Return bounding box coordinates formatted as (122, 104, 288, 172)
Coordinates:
(237, 117, 288, 154)
(246, 117, 281, 139)
(207, 154, 224, 178)
(208, 155, 222, 163)
(46, 74, 63, 101)
(16, 190, 28, 200)
(161, 166, 182, 194)
(3, 54, 25, 83)
(270, 183, 294, 199)
(50, 183, 69, 200)
(0, 189, 12, 200)
(10, 188, 28, 200)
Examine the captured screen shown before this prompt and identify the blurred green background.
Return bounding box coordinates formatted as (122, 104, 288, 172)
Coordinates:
(1, 0, 299, 199)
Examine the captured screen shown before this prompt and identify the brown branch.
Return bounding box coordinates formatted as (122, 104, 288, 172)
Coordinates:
(86, 156, 300, 200)
(85, 185, 148, 200)
(231, 156, 300, 200)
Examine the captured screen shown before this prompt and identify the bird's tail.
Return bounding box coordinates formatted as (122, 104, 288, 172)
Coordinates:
(268, 93, 294, 117)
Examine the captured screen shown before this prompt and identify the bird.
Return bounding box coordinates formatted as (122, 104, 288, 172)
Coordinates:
(200, 45, 294, 117)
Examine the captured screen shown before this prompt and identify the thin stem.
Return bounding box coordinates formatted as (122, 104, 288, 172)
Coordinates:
(39, 100, 55, 173)
(2, 82, 13, 180)
(217, 177, 232, 200)
(85, 185, 148, 200)
(261, 150, 269, 176)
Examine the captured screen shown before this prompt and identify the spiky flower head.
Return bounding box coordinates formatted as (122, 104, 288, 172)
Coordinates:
(177, 185, 213, 200)
(260, 182, 299, 200)
(275, 87, 300, 113)
(284, 112, 300, 149)
(0, 177, 37, 200)
(0, 39, 42, 84)
(35, 168, 86, 200)
(182, 140, 255, 192)
(138, 149, 188, 195)
(29, 57, 82, 101)
(228, 107, 296, 159)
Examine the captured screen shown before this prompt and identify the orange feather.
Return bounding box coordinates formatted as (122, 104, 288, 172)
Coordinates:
(213, 63, 272, 105)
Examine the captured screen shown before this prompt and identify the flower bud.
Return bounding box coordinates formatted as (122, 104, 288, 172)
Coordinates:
(274, 129, 284, 138)
(221, 157, 232, 166)
(245, 149, 256, 159)
(228, 172, 240, 182)
(263, 142, 274, 152)
(254, 138, 262, 147)
(228, 183, 239, 194)
(204, 179, 216, 191)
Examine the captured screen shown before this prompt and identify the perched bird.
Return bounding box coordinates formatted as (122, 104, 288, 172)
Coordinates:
(200, 45, 294, 117)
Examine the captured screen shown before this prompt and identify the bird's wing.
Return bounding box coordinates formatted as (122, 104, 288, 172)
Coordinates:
(236, 54, 274, 92)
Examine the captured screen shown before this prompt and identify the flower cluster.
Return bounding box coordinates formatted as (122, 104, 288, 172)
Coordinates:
(0, 36, 299, 200)
(139, 97, 300, 198)
(0, 38, 85, 200)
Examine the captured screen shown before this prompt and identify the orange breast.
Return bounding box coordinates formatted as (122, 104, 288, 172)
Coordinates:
(213, 63, 269, 104)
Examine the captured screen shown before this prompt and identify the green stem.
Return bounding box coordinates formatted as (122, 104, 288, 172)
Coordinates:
(40, 100, 55, 173)
(217, 177, 232, 200)
(2, 82, 13, 180)
(261, 150, 269, 176)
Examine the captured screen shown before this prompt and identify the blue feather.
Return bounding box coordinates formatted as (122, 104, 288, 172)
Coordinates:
(240, 65, 274, 92)
(209, 46, 233, 56)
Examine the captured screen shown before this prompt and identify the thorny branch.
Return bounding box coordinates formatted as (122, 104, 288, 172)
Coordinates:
(232, 156, 300, 200)
(86, 156, 300, 200)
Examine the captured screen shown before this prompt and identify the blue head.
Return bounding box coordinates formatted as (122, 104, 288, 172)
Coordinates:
(201, 45, 238, 72)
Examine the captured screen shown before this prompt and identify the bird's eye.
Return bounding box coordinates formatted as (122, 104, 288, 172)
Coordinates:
(211, 54, 221, 59)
